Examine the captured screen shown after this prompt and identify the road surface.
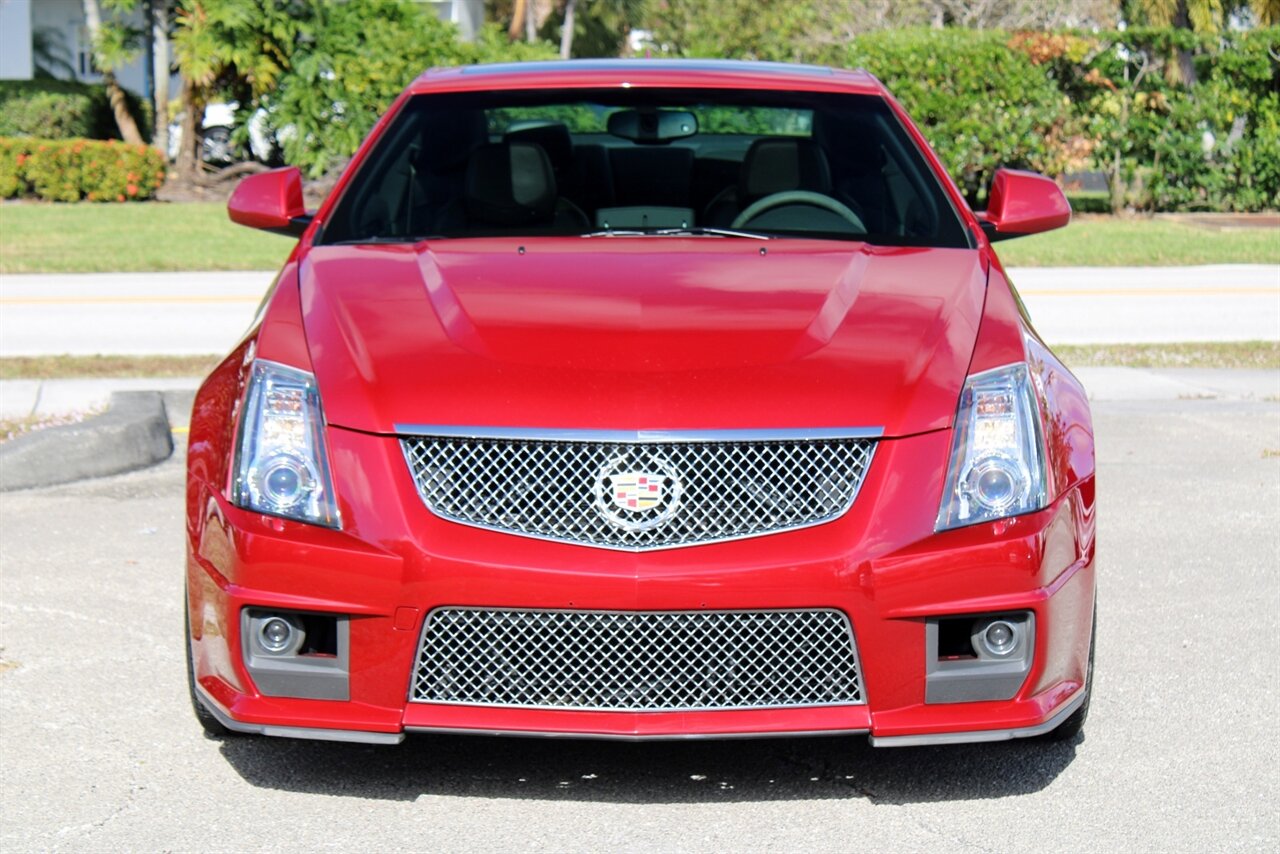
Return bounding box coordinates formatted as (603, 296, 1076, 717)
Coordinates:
(1, 265, 1277, 356)
(1, 399, 1278, 851)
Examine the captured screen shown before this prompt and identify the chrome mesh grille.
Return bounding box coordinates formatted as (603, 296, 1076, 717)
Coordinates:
(400, 434, 875, 550)
(411, 608, 863, 710)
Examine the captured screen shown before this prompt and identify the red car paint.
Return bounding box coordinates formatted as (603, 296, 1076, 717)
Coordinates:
(186, 60, 1095, 745)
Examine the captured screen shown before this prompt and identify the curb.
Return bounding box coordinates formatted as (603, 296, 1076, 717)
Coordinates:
(0, 391, 174, 491)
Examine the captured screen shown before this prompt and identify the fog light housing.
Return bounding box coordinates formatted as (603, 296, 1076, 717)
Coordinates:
(977, 619, 1019, 657)
(926, 611, 1035, 703)
(242, 609, 350, 701)
(258, 615, 303, 655)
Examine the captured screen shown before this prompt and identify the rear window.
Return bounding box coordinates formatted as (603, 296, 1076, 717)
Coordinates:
(321, 88, 971, 248)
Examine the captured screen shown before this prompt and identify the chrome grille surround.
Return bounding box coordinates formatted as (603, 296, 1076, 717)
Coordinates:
(410, 607, 864, 711)
(398, 427, 877, 551)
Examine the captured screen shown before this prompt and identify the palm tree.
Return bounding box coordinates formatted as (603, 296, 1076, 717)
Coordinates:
(558, 0, 649, 59)
(81, 0, 145, 144)
(1123, 0, 1274, 83)
(1127, 0, 1278, 30)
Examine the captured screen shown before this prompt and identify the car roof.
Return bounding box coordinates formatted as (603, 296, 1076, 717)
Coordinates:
(409, 58, 885, 96)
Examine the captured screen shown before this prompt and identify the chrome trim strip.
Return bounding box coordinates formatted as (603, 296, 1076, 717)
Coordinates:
(393, 425, 884, 442)
(405, 726, 869, 742)
(868, 688, 1085, 748)
(195, 685, 404, 745)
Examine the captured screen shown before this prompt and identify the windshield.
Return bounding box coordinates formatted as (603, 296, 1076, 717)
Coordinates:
(320, 88, 971, 248)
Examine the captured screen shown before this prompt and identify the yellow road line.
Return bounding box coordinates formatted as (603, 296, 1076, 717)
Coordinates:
(0, 295, 260, 305)
(171, 426, 190, 435)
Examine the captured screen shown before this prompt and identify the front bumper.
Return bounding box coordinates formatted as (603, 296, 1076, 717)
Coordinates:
(186, 425, 1096, 746)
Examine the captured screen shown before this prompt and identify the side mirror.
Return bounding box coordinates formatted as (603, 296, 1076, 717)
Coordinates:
(977, 168, 1071, 241)
(228, 167, 312, 237)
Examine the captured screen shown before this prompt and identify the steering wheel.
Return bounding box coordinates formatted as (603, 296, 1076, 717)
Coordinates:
(731, 190, 865, 232)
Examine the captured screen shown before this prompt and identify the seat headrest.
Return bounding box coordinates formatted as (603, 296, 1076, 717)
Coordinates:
(417, 109, 488, 174)
(812, 112, 886, 176)
(465, 142, 557, 227)
(504, 123, 573, 175)
(739, 138, 833, 203)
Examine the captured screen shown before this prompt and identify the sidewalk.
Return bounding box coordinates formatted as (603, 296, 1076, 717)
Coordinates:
(0, 377, 202, 420)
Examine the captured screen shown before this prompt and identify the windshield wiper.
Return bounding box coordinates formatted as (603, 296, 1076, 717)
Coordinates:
(653, 226, 771, 240)
(579, 226, 771, 240)
(329, 235, 437, 245)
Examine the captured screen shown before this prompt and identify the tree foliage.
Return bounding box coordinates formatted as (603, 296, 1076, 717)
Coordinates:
(648, 12, 1280, 212)
(648, 0, 821, 61)
(171, 0, 556, 177)
(848, 29, 1076, 201)
(154, 0, 1277, 211)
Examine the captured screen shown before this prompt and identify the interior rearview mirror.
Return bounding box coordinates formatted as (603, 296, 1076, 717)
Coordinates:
(607, 109, 698, 143)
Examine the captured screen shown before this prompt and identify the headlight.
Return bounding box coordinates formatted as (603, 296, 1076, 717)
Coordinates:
(232, 360, 341, 528)
(935, 362, 1047, 531)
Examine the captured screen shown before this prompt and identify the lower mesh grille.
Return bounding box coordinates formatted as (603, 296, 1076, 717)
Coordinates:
(411, 608, 864, 711)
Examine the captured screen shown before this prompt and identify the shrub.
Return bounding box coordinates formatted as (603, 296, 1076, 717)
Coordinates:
(0, 138, 167, 202)
(1141, 29, 1280, 212)
(1014, 27, 1280, 213)
(656, 20, 1280, 212)
(841, 29, 1076, 206)
(1065, 190, 1111, 214)
(0, 79, 150, 142)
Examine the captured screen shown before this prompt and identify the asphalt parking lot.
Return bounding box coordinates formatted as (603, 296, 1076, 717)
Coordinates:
(1, 399, 1277, 852)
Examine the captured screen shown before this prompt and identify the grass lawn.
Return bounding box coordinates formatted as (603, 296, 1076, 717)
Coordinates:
(996, 216, 1280, 267)
(0, 354, 222, 379)
(0, 202, 291, 274)
(1, 409, 103, 444)
(0, 203, 1276, 274)
(1052, 341, 1280, 370)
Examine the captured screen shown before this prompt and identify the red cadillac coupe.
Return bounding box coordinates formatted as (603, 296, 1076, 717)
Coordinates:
(185, 59, 1096, 747)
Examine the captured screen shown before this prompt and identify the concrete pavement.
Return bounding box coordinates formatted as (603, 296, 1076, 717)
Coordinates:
(2, 400, 1277, 851)
(1, 264, 1277, 355)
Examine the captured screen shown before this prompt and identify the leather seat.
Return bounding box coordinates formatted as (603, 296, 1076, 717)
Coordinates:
(461, 141, 588, 233)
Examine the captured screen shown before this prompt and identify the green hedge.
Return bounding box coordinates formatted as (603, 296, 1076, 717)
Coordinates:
(0, 138, 167, 202)
(1002, 28, 1280, 213)
(836, 28, 1280, 212)
(844, 29, 1073, 204)
(661, 24, 1280, 212)
(0, 79, 151, 142)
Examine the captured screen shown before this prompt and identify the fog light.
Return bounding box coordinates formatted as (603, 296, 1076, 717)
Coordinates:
(979, 619, 1019, 657)
(258, 615, 303, 655)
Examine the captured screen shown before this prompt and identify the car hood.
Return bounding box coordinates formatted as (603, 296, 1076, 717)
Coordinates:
(300, 238, 986, 438)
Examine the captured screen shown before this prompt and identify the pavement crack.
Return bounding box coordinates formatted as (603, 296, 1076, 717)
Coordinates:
(0, 602, 162, 644)
(56, 781, 148, 843)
